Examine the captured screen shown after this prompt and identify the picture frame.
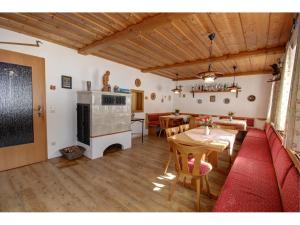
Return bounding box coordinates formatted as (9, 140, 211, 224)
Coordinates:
(210, 95, 216, 102)
(61, 75, 72, 89)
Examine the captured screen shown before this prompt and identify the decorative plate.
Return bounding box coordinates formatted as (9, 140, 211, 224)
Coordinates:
(150, 92, 156, 100)
(247, 95, 256, 102)
(197, 99, 202, 104)
(224, 98, 230, 104)
(135, 78, 141, 87)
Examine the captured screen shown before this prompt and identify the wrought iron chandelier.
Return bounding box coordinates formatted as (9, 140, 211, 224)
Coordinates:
(171, 73, 182, 94)
(227, 65, 242, 97)
(196, 33, 223, 83)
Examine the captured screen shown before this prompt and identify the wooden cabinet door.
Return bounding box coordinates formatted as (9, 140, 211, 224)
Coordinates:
(0, 49, 47, 171)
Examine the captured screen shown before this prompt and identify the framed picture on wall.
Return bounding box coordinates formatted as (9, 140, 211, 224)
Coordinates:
(61, 75, 72, 89)
(210, 95, 216, 102)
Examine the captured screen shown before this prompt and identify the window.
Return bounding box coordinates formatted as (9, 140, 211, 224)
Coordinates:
(275, 45, 297, 131)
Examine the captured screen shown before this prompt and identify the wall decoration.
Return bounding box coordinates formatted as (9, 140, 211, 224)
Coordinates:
(197, 99, 202, 104)
(182, 94, 186, 98)
(247, 95, 256, 102)
(150, 92, 156, 100)
(61, 75, 72, 89)
(145, 96, 148, 100)
(168, 95, 171, 101)
(161, 97, 164, 103)
(224, 98, 230, 104)
(135, 78, 141, 87)
(50, 85, 56, 90)
(0, 62, 33, 147)
(101, 70, 111, 92)
(210, 95, 216, 102)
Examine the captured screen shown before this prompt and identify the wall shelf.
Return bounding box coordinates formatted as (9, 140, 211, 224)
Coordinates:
(191, 90, 241, 93)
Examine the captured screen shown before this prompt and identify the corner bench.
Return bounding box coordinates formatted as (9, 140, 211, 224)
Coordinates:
(213, 124, 300, 212)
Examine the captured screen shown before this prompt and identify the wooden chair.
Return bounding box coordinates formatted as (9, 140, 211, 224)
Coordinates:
(179, 124, 189, 133)
(159, 117, 170, 137)
(164, 127, 180, 174)
(169, 140, 212, 211)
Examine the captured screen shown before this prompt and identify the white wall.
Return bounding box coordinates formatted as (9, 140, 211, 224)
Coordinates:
(173, 75, 272, 118)
(0, 28, 174, 158)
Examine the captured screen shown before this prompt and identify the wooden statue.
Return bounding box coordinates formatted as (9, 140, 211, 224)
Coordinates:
(102, 70, 111, 92)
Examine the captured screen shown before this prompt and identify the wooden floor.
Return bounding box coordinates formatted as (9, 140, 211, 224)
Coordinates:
(0, 136, 240, 212)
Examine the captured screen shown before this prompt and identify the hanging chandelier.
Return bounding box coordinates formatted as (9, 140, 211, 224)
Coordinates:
(171, 73, 182, 94)
(227, 65, 242, 97)
(196, 33, 223, 83)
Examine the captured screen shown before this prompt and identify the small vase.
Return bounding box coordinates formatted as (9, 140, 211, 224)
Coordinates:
(229, 116, 233, 121)
(205, 126, 210, 135)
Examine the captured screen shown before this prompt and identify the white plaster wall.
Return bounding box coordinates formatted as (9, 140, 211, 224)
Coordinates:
(173, 75, 272, 118)
(0, 28, 174, 158)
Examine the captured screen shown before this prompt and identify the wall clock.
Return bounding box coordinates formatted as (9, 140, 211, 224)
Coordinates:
(224, 98, 230, 104)
(150, 92, 156, 100)
(135, 78, 141, 87)
(247, 95, 256, 102)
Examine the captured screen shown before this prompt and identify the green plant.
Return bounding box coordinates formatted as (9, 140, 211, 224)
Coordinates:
(228, 111, 234, 117)
(175, 109, 180, 113)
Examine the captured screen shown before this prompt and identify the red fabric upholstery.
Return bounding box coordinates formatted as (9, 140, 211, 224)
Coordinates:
(281, 167, 300, 212)
(274, 148, 294, 187)
(148, 121, 160, 127)
(213, 157, 282, 212)
(187, 158, 212, 176)
(213, 124, 298, 212)
(247, 128, 267, 139)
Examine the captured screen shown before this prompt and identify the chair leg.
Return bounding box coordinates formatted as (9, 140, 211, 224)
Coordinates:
(196, 178, 201, 211)
(159, 128, 162, 137)
(205, 175, 211, 197)
(164, 152, 172, 174)
(169, 176, 178, 201)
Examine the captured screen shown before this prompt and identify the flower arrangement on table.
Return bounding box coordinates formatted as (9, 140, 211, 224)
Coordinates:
(228, 111, 234, 120)
(202, 117, 213, 127)
(174, 109, 180, 116)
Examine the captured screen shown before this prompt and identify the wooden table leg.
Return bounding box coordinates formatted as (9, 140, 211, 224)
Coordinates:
(208, 151, 218, 169)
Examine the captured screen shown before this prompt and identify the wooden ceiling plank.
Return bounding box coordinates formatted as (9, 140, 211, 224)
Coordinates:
(0, 17, 82, 49)
(208, 13, 247, 53)
(78, 13, 191, 54)
(101, 13, 131, 30)
(141, 46, 285, 72)
(0, 13, 92, 45)
(126, 39, 174, 65)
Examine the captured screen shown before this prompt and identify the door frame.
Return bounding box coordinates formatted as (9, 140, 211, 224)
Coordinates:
(0, 49, 47, 171)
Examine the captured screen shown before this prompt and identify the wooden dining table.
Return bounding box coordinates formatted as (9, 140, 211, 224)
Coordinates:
(168, 127, 238, 169)
(213, 118, 247, 131)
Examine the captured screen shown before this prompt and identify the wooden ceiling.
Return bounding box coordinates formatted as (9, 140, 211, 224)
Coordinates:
(0, 13, 296, 80)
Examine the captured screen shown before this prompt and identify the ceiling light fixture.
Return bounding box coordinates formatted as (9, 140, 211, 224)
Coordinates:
(196, 33, 223, 82)
(227, 65, 242, 97)
(172, 73, 182, 94)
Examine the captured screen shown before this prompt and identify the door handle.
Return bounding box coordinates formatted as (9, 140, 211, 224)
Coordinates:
(34, 105, 43, 117)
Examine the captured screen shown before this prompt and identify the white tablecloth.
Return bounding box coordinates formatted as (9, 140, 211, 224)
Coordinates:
(184, 127, 237, 155)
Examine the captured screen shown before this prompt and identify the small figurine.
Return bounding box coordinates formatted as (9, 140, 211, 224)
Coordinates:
(102, 70, 111, 92)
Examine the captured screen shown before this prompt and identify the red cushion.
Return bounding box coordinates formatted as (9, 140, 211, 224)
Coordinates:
(281, 167, 300, 212)
(148, 114, 159, 122)
(213, 157, 282, 212)
(270, 137, 282, 162)
(148, 121, 160, 127)
(268, 131, 277, 148)
(238, 137, 272, 163)
(187, 158, 212, 176)
(247, 128, 267, 139)
(274, 148, 294, 187)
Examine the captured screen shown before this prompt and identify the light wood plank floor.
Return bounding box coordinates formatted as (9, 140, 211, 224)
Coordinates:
(0, 136, 240, 212)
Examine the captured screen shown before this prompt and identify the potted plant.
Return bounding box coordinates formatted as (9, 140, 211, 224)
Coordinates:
(175, 109, 180, 116)
(203, 117, 212, 135)
(228, 111, 234, 121)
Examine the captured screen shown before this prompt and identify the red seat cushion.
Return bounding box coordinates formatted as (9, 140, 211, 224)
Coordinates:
(273, 148, 294, 187)
(187, 158, 212, 176)
(213, 157, 282, 212)
(270, 137, 283, 162)
(238, 137, 272, 163)
(281, 167, 300, 212)
(247, 128, 267, 139)
(148, 121, 160, 127)
(148, 114, 159, 122)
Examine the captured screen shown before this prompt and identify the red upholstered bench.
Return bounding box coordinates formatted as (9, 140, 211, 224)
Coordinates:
(213, 124, 300, 212)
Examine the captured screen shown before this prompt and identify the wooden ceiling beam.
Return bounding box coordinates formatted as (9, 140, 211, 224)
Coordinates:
(175, 70, 272, 80)
(141, 46, 285, 73)
(78, 13, 191, 55)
